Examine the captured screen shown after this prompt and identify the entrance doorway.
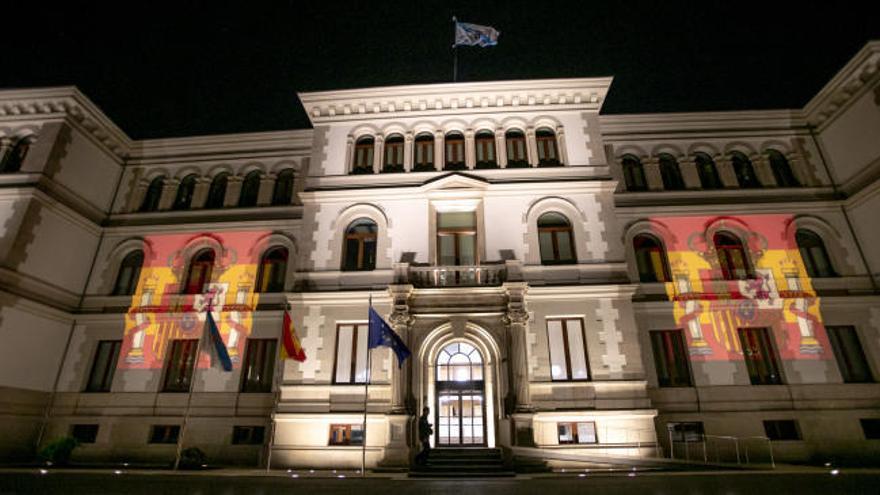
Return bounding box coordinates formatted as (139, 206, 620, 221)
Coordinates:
(435, 342, 485, 446)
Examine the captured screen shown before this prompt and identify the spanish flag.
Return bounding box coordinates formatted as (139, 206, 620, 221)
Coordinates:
(281, 309, 306, 362)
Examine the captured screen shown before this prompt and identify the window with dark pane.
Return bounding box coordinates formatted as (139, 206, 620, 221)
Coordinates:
(763, 420, 800, 440)
(238, 171, 261, 207)
(240, 338, 277, 393)
(71, 424, 99, 444)
(767, 149, 799, 187)
(538, 212, 576, 264)
(413, 133, 435, 171)
(232, 425, 266, 445)
(621, 155, 647, 191)
(795, 230, 836, 278)
(633, 234, 671, 282)
(172, 174, 197, 210)
(650, 330, 692, 387)
(352, 136, 374, 173)
(694, 153, 723, 189)
(149, 425, 180, 444)
(738, 328, 783, 385)
(505, 129, 528, 167)
(730, 151, 761, 188)
(658, 153, 685, 190)
(474, 130, 497, 168)
(205, 173, 228, 209)
(827, 326, 873, 383)
(714, 232, 752, 280)
(112, 250, 144, 296)
(139, 176, 165, 212)
(536, 127, 560, 166)
(444, 132, 465, 170)
(256, 247, 288, 293)
(183, 248, 215, 294)
(342, 218, 377, 271)
(162, 339, 198, 392)
(383, 134, 404, 172)
(271, 169, 295, 205)
(85, 340, 121, 392)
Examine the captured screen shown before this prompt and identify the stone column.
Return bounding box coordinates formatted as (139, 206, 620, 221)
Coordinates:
(555, 126, 569, 165)
(223, 175, 244, 207)
(344, 135, 354, 174)
(127, 178, 149, 213)
(678, 156, 702, 189)
(787, 152, 809, 186)
(403, 132, 414, 172)
(642, 156, 664, 190)
(503, 282, 532, 412)
(464, 129, 476, 169)
(0, 138, 11, 170)
(495, 129, 508, 168)
(751, 153, 777, 187)
(715, 155, 740, 188)
(257, 173, 277, 206)
(191, 176, 212, 209)
(157, 177, 180, 210)
(433, 131, 444, 171)
(387, 284, 415, 414)
(373, 136, 385, 174)
(525, 127, 538, 167)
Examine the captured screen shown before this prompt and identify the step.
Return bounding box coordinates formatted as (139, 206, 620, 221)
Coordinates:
(408, 470, 516, 478)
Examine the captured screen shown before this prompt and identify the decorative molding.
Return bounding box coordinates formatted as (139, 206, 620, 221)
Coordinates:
(298, 78, 613, 124)
(804, 40, 880, 129)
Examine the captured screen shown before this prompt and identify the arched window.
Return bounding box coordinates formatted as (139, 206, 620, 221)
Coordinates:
(768, 149, 799, 187)
(1, 137, 32, 173)
(536, 127, 561, 166)
(730, 152, 760, 188)
(413, 133, 435, 172)
(695, 152, 723, 189)
(444, 132, 465, 170)
(183, 249, 215, 294)
(436, 342, 483, 382)
(382, 134, 404, 172)
(658, 154, 685, 190)
(172, 174, 197, 210)
(342, 218, 377, 271)
(714, 232, 752, 280)
(796, 230, 836, 278)
(621, 155, 647, 191)
(272, 169, 295, 206)
(112, 250, 144, 296)
(505, 129, 528, 167)
(633, 235, 670, 282)
(139, 176, 165, 213)
(256, 246, 289, 292)
(538, 212, 576, 264)
(352, 136, 374, 174)
(205, 173, 228, 209)
(238, 171, 261, 207)
(474, 130, 497, 168)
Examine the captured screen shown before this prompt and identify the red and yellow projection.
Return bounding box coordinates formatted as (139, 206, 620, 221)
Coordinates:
(648, 214, 830, 362)
(121, 231, 271, 369)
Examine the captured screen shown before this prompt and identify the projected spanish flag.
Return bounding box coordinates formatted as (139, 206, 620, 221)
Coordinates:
(646, 214, 831, 362)
(119, 230, 271, 370)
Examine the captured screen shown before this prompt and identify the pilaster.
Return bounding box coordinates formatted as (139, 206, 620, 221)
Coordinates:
(128, 178, 149, 213)
(715, 155, 740, 188)
(403, 132, 414, 172)
(433, 131, 444, 171)
(373, 136, 384, 174)
(464, 129, 476, 169)
(224, 175, 244, 207)
(525, 127, 538, 166)
(555, 125, 569, 165)
(191, 176, 212, 208)
(257, 173, 277, 206)
(642, 156, 664, 191)
(495, 129, 508, 168)
(751, 153, 777, 187)
(678, 156, 702, 189)
(157, 178, 180, 210)
(502, 282, 533, 414)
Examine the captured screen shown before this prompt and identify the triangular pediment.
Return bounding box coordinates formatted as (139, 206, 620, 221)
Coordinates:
(419, 172, 490, 192)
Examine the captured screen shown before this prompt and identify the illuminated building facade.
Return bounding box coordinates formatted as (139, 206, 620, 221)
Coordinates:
(0, 41, 878, 467)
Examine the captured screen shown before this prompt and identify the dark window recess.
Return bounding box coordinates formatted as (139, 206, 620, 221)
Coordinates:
(860, 419, 880, 440)
(827, 326, 873, 383)
(738, 327, 783, 385)
(240, 339, 277, 393)
(763, 420, 801, 441)
(71, 424, 99, 444)
(85, 340, 122, 392)
(112, 250, 144, 296)
(149, 425, 181, 444)
(650, 330, 692, 387)
(328, 424, 364, 446)
(162, 339, 198, 392)
(667, 422, 704, 442)
(232, 425, 266, 445)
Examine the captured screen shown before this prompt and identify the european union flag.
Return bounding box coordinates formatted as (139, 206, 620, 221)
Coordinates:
(368, 307, 411, 367)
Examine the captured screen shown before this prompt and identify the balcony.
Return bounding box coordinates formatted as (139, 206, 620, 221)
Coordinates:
(406, 263, 507, 288)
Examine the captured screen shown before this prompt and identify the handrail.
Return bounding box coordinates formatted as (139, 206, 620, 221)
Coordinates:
(668, 432, 775, 468)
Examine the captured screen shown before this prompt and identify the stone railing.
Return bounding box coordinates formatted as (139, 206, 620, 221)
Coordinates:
(407, 263, 507, 288)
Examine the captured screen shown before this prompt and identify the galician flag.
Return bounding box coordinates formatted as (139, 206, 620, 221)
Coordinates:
(202, 310, 233, 372)
(454, 18, 500, 47)
(368, 307, 411, 367)
(281, 309, 307, 362)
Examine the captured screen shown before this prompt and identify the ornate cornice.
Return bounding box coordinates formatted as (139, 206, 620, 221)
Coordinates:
(0, 86, 132, 158)
(298, 77, 614, 125)
(804, 40, 880, 129)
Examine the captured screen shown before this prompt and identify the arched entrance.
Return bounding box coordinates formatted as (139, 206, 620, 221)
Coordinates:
(435, 342, 485, 446)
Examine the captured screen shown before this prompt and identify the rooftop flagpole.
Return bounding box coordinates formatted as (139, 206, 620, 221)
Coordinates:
(452, 16, 458, 82)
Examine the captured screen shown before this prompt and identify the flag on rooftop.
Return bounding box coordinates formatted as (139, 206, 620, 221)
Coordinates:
(281, 308, 307, 362)
(367, 307, 411, 367)
(453, 18, 500, 47)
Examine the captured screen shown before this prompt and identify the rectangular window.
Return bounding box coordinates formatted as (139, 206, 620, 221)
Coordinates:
(667, 422, 704, 442)
(232, 425, 266, 445)
(547, 318, 590, 381)
(737, 328, 783, 385)
(437, 212, 477, 267)
(70, 424, 99, 444)
(827, 326, 873, 383)
(240, 339, 277, 393)
(557, 422, 597, 444)
(763, 420, 801, 441)
(650, 330, 692, 387)
(334, 324, 369, 384)
(162, 339, 198, 392)
(149, 425, 180, 444)
(860, 419, 880, 440)
(328, 424, 364, 446)
(85, 340, 121, 392)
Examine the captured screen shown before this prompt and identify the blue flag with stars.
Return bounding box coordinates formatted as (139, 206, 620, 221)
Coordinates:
(368, 307, 411, 367)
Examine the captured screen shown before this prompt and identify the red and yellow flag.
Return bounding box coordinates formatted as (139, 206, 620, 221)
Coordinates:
(281, 309, 306, 362)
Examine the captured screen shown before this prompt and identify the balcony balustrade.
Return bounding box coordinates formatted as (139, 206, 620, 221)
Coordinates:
(408, 263, 506, 288)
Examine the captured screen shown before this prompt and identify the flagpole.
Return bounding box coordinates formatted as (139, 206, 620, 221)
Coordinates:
(362, 293, 372, 478)
(174, 294, 212, 470)
(265, 303, 288, 471)
(452, 16, 458, 82)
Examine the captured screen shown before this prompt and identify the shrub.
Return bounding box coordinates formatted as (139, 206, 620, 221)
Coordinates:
(38, 437, 79, 466)
(179, 447, 208, 469)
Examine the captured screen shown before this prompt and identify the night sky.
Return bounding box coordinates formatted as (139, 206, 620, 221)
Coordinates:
(3, 1, 879, 139)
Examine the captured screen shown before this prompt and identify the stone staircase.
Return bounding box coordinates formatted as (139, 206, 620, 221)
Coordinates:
(409, 447, 516, 478)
